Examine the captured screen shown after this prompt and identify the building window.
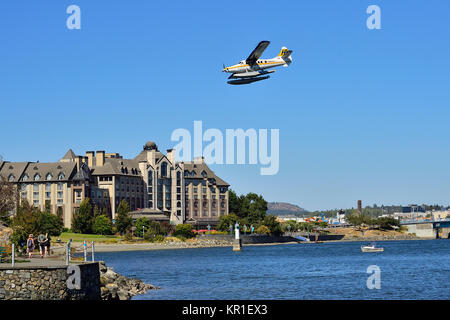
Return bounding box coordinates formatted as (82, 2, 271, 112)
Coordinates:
(34, 174, 40, 181)
(22, 174, 29, 181)
(46, 173, 52, 180)
(58, 173, 65, 180)
(177, 210, 181, 216)
(8, 174, 14, 182)
(161, 162, 167, 177)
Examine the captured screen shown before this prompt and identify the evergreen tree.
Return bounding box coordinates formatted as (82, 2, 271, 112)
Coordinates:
(115, 200, 132, 234)
(72, 198, 93, 234)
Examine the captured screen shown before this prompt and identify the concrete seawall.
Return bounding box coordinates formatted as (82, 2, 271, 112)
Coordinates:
(0, 262, 101, 300)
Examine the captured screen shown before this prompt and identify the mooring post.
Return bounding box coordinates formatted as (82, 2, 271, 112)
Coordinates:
(233, 221, 242, 251)
(91, 241, 95, 262)
(12, 243, 15, 267)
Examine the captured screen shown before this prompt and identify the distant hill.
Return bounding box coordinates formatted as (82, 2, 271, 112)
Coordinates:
(267, 202, 309, 216)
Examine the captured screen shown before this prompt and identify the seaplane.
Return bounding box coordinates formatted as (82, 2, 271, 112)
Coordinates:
(222, 40, 293, 85)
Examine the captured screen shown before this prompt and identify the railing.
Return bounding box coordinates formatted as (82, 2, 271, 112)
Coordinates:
(400, 218, 450, 224)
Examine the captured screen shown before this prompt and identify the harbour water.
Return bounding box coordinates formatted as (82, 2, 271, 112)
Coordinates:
(95, 240, 450, 300)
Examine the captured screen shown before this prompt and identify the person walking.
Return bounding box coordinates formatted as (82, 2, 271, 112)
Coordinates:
(44, 233, 51, 257)
(18, 235, 26, 255)
(37, 233, 48, 258)
(26, 234, 35, 259)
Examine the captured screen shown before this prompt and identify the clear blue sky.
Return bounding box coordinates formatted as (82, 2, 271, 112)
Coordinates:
(1, 1, 449, 211)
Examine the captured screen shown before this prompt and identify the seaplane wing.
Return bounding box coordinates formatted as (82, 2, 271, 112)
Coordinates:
(245, 40, 270, 65)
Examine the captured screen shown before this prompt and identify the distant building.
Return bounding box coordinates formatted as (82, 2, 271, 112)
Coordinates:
(0, 141, 230, 229)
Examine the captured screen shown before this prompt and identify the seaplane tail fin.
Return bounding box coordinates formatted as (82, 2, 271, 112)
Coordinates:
(277, 47, 293, 67)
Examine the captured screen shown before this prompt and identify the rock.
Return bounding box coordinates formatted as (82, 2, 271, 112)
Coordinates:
(118, 289, 131, 300)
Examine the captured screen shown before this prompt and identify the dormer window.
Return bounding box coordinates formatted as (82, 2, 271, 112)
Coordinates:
(191, 171, 196, 176)
(58, 173, 65, 180)
(46, 173, 53, 180)
(22, 174, 29, 181)
(201, 171, 207, 178)
(184, 170, 189, 177)
(34, 174, 40, 181)
(8, 174, 14, 182)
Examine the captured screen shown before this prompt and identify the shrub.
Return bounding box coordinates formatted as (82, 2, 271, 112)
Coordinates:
(173, 224, 195, 239)
(255, 225, 270, 235)
(134, 217, 151, 237)
(152, 235, 165, 243)
(124, 229, 133, 241)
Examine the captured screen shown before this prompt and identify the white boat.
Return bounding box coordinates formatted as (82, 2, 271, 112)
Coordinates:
(361, 243, 384, 252)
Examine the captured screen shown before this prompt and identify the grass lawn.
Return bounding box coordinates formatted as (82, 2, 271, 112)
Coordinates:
(58, 232, 122, 243)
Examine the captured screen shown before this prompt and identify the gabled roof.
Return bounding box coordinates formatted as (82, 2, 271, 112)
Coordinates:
(91, 158, 142, 177)
(0, 162, 29, 182)
(183, 162, 229, 186)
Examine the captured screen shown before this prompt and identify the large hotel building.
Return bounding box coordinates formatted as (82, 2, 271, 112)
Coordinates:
(0, 141, 230, 228)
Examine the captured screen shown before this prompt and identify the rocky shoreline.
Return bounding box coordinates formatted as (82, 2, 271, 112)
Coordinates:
(98, 261, 159, 300)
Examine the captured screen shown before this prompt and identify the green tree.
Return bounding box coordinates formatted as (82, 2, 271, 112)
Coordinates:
(143, 221, 168, 240)
(10, 200, 41, 244)
(93, 205, 101, 218)
(56, 206, 64, 225)
(228, 189, 241, 215)
(134, 217, 151, 237)
(217, 213, 242, 232)
(173, 223, 195, 239)
(38, 212, 63, 236)
(260, 215, 282, 235)
(0, 177, 17, 224)
(238, 193, 267, 224)
(115, 200, 132, 235)
(375, 217, 400, 230)
(255, 225, 270, 235)
(72, 198, 93, 234)
(92, 215, 113, 235)
(281, 220, 298, 233)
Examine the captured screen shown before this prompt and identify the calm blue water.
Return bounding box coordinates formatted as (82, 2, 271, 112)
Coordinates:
(94, 240, 450, 300)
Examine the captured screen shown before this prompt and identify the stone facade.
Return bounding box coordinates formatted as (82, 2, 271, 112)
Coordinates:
(0, 262, 101, 300)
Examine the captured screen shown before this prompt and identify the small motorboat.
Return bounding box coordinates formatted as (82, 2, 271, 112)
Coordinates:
(361, 242, 384, 252)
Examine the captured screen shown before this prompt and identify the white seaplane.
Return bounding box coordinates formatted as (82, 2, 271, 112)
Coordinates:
(222, 40, 293, 85)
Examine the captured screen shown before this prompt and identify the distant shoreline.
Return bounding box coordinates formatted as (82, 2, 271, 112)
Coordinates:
(46, 237, 437, 254)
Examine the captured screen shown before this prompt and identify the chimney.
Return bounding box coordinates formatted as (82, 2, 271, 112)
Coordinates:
(96, 150, 105, 167)
(74, 156, 83, 170)
(167, 149, 175, 164)
(147, 149, 156, 167)
(86, 151, 94, 167)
